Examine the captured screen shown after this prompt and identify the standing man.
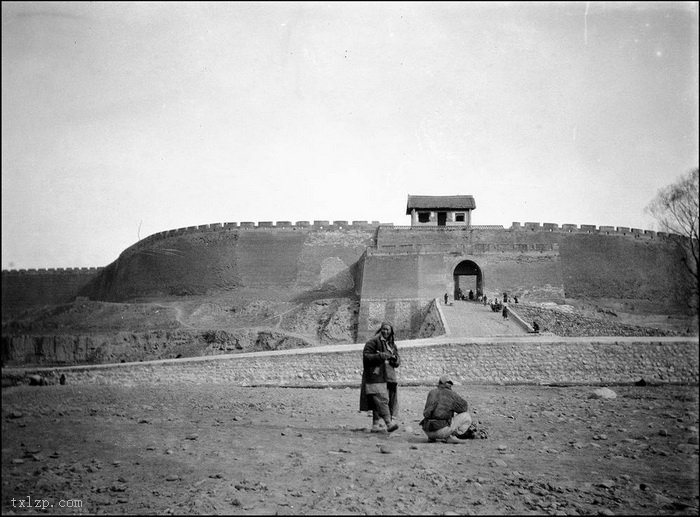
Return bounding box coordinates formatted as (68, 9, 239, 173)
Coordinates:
(383, 323, 401, 426)
(359, 322, 400, 433)
(419, 375, 472, 443)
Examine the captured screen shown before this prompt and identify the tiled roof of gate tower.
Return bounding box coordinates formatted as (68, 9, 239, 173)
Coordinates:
(406, 195, 476, 214)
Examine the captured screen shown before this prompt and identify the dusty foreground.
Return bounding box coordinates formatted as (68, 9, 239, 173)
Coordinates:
(2, 383, 698, 516)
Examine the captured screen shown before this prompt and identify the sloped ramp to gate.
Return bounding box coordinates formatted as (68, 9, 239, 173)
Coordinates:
(440, 300, 528, 337)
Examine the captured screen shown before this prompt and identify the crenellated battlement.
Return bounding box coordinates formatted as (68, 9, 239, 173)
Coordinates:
(372, 222, 675, 239)
(1, 267, 104, 276)
(508, 222, 679, 240)
(146, 218, 386, 236)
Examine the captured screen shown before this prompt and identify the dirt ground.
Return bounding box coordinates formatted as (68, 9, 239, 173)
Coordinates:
(2, 382, 698, 516)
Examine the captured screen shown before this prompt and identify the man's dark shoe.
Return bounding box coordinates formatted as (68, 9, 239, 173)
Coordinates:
(386, 422, 399, 433)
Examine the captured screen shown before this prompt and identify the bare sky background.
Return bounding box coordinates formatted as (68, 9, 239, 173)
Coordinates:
(2, 1, 698, 269)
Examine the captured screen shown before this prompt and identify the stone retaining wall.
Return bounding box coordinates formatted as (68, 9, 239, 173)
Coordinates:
(417, 298, 447, 338)
(3, 337, 697, 388)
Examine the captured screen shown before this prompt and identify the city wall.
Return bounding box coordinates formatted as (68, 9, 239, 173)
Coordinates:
(0, 221, 384, 310)
(4, 336, 697, 387)
(82, 223, 380, 302)
(2, 221, 693, 340)
(1, 223, 384, 309)
(1, 267, 102, 314)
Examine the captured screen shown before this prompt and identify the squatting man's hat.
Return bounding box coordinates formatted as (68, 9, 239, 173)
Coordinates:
(438, 375, 458, 386)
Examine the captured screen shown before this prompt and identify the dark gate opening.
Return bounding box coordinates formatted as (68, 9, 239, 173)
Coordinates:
(453, 260, 483, 300)
(437, 212, 447, 226)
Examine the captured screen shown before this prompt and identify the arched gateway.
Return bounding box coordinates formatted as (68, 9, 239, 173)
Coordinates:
(453, 260, 483, 300)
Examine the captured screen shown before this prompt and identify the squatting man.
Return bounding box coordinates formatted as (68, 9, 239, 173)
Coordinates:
(419, 375, 474, 443)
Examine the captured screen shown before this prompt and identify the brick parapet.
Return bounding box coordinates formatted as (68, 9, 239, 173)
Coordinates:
(510, 222, 679, 240)
(3, 336, 696, 387)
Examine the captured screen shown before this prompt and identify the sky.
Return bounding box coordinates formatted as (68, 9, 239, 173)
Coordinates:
(2, 1, 698, 270)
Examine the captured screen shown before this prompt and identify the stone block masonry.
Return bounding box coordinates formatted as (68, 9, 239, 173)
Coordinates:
(5, 336, 697, 388)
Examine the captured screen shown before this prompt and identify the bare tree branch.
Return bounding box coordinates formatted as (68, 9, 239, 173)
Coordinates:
(645, 168, 699, 297)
